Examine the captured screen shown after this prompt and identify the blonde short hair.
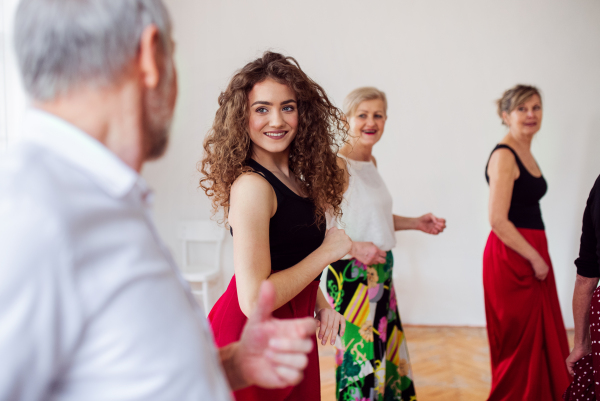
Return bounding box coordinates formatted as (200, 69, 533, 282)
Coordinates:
(343, 87, 388, 117)
(497, 85, 542, 126)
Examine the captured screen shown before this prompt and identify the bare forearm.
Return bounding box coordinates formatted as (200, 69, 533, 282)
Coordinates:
(267, 249, 332, 312)
(393, 215, 418, 231)
(573, 275, 599, 349)
(219, 342, 248, 391)
(491, 219, 540, 262)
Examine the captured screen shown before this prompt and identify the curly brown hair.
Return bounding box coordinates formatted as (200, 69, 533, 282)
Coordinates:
(198, 52, 348, 225)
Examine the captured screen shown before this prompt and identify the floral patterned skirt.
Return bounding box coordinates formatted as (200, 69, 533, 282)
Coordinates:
(326, 251, 416, 401)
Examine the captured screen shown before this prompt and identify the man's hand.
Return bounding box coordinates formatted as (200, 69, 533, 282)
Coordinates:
(227, 281, 317, 390)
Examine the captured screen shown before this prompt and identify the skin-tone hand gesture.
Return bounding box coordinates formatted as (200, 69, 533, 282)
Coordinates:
(314, 290, 346, 346)
(350, 242, 387, 266)
(226, 281, 317, 390)
(319, 227, 353, 262)
(566, 343, 591, 375)
(530, 255, 549, 281)
(415, 213, 446, 235)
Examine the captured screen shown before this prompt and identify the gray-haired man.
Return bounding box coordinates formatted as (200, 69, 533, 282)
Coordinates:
(0, 1, 316, 400)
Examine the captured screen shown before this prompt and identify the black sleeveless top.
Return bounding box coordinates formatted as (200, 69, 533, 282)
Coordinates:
(485, 144, 547, 230)
(231, 159, 326, 281)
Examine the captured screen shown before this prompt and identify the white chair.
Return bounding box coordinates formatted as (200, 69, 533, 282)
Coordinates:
(178, 220, 226, 315)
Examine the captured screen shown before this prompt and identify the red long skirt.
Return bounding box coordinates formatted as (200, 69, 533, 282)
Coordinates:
(208, 275, 320, 401)
(483, 228, 570, 400)
(563, 286, 600, 399)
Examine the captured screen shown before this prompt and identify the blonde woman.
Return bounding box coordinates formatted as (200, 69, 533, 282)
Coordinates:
(484, 85, 570, 400)
(326, 87, 446, 401)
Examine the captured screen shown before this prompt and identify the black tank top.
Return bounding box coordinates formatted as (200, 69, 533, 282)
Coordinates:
(231, 159, 326, 280)
(485, 144, 547, 230)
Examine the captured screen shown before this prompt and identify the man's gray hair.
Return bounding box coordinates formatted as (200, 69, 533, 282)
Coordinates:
(14, 0, 172, 101)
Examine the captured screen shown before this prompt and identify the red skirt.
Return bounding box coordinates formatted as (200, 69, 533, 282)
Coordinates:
(483, 228, 570, 400)
(564, 286, 600, 400)
(208, 275, 320, 401)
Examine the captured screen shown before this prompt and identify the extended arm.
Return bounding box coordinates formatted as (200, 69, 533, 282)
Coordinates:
(230, 173, 351, 316)
(393, 214, 446, 234)
(488, 149, 548, 280)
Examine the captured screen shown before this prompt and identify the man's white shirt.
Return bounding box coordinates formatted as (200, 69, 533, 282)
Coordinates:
(0, 109, 232, 401)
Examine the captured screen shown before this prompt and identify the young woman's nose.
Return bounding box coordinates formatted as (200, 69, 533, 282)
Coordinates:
(270, 110, 285, 127)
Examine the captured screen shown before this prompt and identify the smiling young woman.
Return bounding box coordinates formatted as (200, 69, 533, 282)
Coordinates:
(199, 52, 352, 401)
(483, 85, 570, 400)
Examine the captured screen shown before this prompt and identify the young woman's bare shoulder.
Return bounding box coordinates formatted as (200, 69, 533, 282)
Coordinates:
(230, 172, 276, 220)
(231, 172, 273, 199)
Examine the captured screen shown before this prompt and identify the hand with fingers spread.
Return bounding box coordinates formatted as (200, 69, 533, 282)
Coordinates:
(416, 213, 447, 235)
(315, 306, 346, 346)
(227, 281, 317, 390)
(350, 241, 387, 266)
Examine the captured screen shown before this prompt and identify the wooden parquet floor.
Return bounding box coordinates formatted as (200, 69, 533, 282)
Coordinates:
(319, 326, 575, 401)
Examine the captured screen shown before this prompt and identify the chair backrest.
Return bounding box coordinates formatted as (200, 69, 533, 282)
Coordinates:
(178, 220, 226, 272)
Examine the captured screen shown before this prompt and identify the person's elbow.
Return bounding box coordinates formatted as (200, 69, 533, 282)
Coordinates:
(575, 274, 599, 295)
(238, 293, 258, 318)
(489, 215, 508, 233)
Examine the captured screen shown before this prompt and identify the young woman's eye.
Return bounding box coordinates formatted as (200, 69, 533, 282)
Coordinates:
(282, 105, 295, 112)
(256, 107, 268, 113)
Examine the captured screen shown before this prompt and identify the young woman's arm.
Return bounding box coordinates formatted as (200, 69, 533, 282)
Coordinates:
(229, 173, 351, 317)
(487, 148, 548, 280)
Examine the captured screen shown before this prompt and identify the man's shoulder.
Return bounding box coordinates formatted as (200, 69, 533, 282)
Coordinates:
(0, 142, 98, 239)
(1, 141, 96, 208)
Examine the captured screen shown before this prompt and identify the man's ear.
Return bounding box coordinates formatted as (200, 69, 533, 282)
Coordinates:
(139, 24, 161, 89)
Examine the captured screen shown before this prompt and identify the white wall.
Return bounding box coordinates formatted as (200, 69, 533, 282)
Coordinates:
(146, 0, 600, 327)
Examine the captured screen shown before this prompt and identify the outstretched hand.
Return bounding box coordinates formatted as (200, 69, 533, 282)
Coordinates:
(416, 213, 446, 235)
(236, 281, 317, 389)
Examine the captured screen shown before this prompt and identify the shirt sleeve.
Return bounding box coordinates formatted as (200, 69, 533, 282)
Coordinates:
(575, 175, 600, 278)
(0, 198, 82, 401)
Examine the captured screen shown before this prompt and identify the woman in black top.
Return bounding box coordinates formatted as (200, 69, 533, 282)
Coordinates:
(484, 85, 570, 400)
(199, 52, 352, 401)
(564, 176, 600, 400)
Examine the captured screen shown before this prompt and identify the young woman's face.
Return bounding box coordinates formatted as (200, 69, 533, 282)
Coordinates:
(504, 94, 543, 137)
(247, 78, 298, 156)
(348, 99, 387, 147)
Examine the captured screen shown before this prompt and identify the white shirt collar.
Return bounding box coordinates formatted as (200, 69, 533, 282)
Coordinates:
(21, 108, 146, 200)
